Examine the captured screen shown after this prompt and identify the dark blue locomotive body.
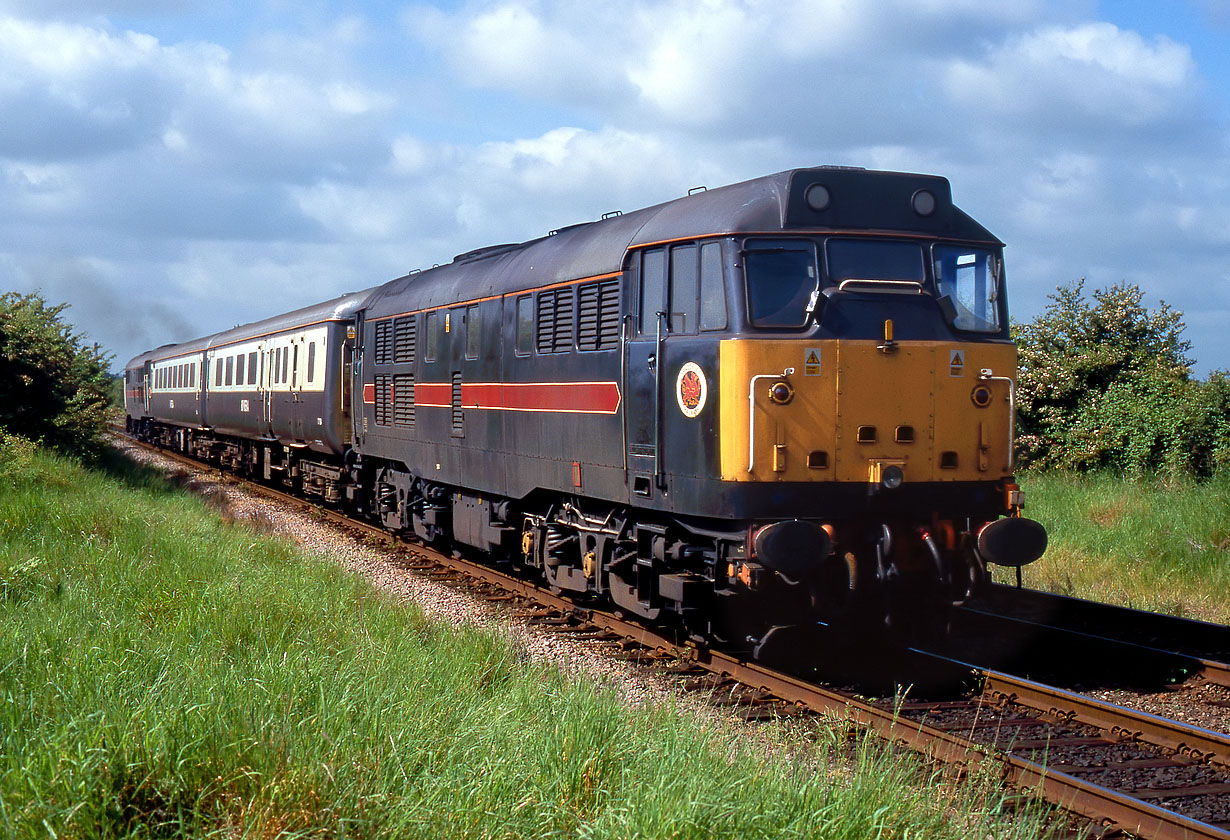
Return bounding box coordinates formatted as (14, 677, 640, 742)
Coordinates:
(126, 167, 1046, 653)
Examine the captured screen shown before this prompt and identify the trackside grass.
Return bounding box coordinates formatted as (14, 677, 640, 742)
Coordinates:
(1011, 471, 1230, 625)
(0, 434, 1058, 839)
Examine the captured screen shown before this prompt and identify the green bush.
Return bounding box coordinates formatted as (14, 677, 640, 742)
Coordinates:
(0, 291, 114, 456)
(1013, 281, 1230, 477)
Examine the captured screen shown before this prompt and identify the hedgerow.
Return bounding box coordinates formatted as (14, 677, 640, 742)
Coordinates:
(1013, 280, 1230, 477)
(0, 291, 114, 457)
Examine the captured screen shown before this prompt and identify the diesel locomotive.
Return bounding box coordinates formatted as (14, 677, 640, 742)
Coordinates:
(125, 166, 1047, 658)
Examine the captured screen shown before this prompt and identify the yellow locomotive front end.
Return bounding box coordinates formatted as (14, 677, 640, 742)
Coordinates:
(687, 174, 1047, 648)
(720, 336, 1017, 486)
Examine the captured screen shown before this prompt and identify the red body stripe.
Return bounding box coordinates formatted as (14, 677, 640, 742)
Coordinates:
(376, 381, 621, 414)
(414, 382, 452, 407)
(474, 382, 621, 414)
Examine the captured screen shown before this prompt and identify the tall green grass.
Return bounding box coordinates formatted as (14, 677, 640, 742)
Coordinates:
(1013, 470, 1230, 625)
(1, 434, 1057, 838)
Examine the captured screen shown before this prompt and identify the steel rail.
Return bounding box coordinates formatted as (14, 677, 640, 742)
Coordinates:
(979, 670, 1230, 768)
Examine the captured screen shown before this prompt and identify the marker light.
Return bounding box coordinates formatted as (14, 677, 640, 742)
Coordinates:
(769, 382, 794, 405)
(805, 183, 831, 212)
(912, 189, 936, 216)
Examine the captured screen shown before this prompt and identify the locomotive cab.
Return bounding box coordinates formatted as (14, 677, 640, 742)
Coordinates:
(620, 168, 1046, 654)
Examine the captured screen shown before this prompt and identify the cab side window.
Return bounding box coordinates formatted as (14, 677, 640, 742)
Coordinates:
(669, 245, 698, 334)
(699, 241, 727, 331)
(639, 248, 666, 336)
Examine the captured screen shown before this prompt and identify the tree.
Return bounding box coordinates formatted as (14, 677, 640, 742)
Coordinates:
(0, 292, 114, 455)
(1012, 280, 1228, 476)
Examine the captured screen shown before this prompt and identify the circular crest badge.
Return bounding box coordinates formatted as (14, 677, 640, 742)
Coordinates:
(676, 362, 707, 418)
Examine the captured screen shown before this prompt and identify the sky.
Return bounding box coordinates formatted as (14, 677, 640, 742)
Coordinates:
(2, 0, 1228, 375)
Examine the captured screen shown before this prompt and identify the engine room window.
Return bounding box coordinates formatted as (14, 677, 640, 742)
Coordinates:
(744, 239, 817, 328)
(516, 295, 533, 355)
(933, 245, 1001, 333)
(425, 312, 438, 362)
(826, 239, 924, 286)
(699, 241, 727, 331)
(466, 304, 480, 360)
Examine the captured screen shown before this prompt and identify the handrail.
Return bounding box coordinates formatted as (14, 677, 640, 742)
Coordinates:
(747, 368, 794, 472)
(979, 369, 1015, 471)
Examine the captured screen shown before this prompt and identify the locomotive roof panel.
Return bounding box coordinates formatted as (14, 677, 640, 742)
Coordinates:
(364, 167, 1001, 318)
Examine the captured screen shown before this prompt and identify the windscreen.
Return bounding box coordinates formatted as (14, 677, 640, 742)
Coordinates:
(744, 240, 817, 328)
(933, 245, 1001, 333)
(826, 239, 925, 285)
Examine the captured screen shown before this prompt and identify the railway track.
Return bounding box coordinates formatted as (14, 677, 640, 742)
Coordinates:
(956, 586, 1230, 689)
(115, 434, 1230, 840)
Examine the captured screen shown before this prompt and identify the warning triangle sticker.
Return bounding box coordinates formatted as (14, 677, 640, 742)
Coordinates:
(950, 349, 964, 366)
(806, 350, 820, 365)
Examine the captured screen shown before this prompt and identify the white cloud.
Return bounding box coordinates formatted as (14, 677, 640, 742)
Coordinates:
(2, 1, 1229, 376)
(943, 23, 1199, 131)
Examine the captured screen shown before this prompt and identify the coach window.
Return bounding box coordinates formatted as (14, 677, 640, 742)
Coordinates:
(699, 242, 727, 330)
(291, 345, 299, 388)
(639, 247, 666, 335)
(465, 304, 480, 360)
(281, 346, 289, 384)
(225, 356, 234, 387)
(190, 365, 196, 389)
(235, 353, 245, 387)
(215, 360, 223, 388)
(669, 244, 699, 334)
(515, 295, 533, 355)
(307, 342, 316, 383)
(247, 352, 258, 385)
(425, 312, 438, 362)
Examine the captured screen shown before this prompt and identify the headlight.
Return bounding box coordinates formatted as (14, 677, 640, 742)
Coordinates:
(881, 465, 904, 490)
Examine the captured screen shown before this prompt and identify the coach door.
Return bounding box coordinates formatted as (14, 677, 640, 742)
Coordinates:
(289, 335, 306, 441)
